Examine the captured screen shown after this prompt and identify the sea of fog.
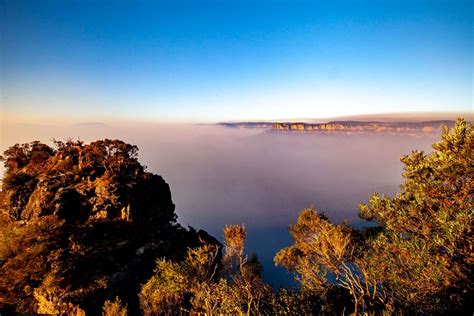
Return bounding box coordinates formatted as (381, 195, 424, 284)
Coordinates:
(1, 122, 438, 287)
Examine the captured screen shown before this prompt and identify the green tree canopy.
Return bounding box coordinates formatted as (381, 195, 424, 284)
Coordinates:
(276, 118, 473, 314)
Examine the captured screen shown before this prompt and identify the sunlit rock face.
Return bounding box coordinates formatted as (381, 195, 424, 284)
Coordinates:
(0, 140, 217, 314)
(220, 120, 455, 135)
(3, 140, 176, 225)
(270, 120, 455, 134)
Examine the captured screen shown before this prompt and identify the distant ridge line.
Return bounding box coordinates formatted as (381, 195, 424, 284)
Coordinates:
(217, 120, 456, 135)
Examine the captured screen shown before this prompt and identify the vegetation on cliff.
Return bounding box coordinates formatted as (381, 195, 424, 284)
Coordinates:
(0, 139, 217, 314)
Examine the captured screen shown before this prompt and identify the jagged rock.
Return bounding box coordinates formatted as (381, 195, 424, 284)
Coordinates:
(0, 140, 216, 315)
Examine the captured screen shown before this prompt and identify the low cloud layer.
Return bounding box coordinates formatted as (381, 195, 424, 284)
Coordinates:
(1, 123, 436, 228)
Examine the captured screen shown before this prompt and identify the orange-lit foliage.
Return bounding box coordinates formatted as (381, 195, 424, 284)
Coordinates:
(358, 118, 473, 312)
(102, 297, 128, 316)
(276, 118, 473, 314)
(0, 139, 188, 314)
(140, 225, 273, 315)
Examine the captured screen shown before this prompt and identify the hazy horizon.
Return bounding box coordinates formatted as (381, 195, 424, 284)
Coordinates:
(2, 111, 472, 127)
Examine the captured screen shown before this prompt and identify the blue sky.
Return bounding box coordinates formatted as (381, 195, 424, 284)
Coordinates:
(2, 0, 472, 123)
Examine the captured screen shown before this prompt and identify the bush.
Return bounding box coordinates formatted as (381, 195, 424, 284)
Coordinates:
(102, 297, 127, 316)
(276, 118, 473, 314)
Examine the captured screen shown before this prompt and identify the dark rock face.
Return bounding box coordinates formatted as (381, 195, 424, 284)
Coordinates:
(0, 140, 215, 315)
(53, 188, 88, 223)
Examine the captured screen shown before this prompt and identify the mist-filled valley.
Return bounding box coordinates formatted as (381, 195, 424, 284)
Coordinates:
(1, 122, 439, 286)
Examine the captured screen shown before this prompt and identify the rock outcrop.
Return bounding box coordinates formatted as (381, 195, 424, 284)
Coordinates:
(0, 140, 217, 315)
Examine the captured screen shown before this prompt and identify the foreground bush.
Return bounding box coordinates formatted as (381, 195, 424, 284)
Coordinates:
(140, 225, 275, 315)
(276, 118, 473, 314)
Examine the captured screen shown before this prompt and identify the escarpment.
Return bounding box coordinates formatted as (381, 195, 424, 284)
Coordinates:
(0, 140, 218, 315)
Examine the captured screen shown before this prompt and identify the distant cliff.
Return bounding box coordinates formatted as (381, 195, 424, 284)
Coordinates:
(219, 120, 455, 135)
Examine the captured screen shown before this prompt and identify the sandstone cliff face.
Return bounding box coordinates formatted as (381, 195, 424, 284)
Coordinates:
(271, 120, 454, 134)
(3, 140, 175, 226)
(219, 120, 455, 135)
(0, 140, 217, 315)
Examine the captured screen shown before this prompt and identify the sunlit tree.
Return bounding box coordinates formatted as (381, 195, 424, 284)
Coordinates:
(359, 118, 473, 313)
(276, 118, 473, 314)
(140, 224, 273, 315)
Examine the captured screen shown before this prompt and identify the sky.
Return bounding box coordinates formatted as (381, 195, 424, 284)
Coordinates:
(1, 0, 472, 123)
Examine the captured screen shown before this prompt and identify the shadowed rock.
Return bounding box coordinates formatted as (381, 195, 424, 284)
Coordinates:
(0, 140, 217, 315)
